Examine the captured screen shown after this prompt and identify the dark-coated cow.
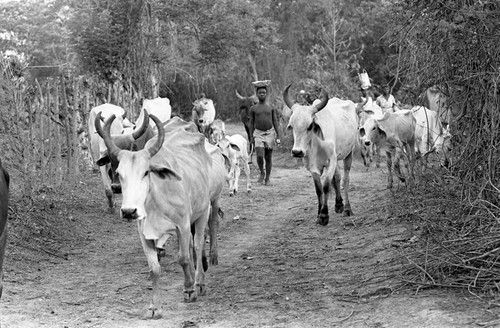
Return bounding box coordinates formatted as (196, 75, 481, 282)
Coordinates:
(235, 90, 257, 143)
(283, 85, 358, 225)
(0, 159, 9, 299)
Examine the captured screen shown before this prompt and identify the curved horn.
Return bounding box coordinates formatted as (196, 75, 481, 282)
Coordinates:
(146, 114, 165, 157)
(314, 90, 329, 113)
(131, 109, 150, 140)
(235, 90, 245, 100)
(283, 84, 295, 109)
(95, 112, 121, 160)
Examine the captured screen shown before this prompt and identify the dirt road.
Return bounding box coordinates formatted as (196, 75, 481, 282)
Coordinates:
(0, 123, 497, 328)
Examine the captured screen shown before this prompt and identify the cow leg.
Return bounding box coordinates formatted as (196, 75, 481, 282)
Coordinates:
(312, 173, 330, 226)
(374, 145, 381, 168)
(385, 150, 394, 189)
(193, 211, 209, 296)
(332, 166, 343, 214)
(208, 200, 220, 266)
(100, 166, 114, 213)
(243, 157, 252, 193)
(233, 163, 241, 195)
(0, 225, 6, 299)
(341, 153, 353, 216)
(177, 223, 197, 302)
(138, 229, 163, 319)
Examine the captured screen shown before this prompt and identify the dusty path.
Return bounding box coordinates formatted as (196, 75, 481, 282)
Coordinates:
(0, 123, 497, 328)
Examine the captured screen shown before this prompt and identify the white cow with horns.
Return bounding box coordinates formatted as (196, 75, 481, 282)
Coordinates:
(283, 84, 358, 225)
(95, 110, 212, 319)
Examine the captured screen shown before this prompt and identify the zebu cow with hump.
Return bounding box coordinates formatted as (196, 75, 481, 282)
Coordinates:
(96, 112, 213, 318)
(359, 110, 416, 189)
(192, 94, 216, 137)
(88, 103, 129, 213)
(0, 159, 9, 299)
(283, 84, 358, 225)
(96, 116, 224, 267)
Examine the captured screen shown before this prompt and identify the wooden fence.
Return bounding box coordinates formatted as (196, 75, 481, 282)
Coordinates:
(0, 73, 143, 200)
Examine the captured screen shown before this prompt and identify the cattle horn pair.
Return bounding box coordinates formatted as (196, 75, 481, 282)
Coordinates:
(95, 110, 165, 159)
(235, 90, 245, 100)
(283, 84, 329, 113)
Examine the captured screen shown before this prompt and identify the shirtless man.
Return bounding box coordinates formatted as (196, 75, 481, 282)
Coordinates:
(249, 86, 281, 186)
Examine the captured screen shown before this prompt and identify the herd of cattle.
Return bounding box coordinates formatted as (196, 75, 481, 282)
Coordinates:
(0, 84, 453, 318)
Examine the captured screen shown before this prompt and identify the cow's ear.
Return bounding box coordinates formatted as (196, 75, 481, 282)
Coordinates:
(221, 153, 231, 168)
(311, 120, 324, 140)
(377, 127, 387, 140)
(96, 155, 110, 166)
(359, 127, 365, 137)
(150, 164, 182, 181)
(230, 143, 241, 152)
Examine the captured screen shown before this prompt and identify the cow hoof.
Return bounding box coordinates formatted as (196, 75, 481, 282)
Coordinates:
(184, 290, 197, 303)
(229, 192, 234, 197)
(317, 215, 329, 226)
(247, 189, 251, 193)
(145, 306, 162, 319)
(108, 207, 115, 214)
(335, 204, 344, 214)
(197, 284, 206, 296)
(343, 209, 353, 217)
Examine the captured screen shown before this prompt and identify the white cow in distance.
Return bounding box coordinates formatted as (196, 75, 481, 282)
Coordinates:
(88, 103, 129, 213)
(284, 85, 359, 225)
(216, 134, 251, 196)
(411, 106, 451, 167)
(192, 94, 216, 136)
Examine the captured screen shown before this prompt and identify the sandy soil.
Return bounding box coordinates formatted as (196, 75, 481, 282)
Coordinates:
(1, 122, 499, 328)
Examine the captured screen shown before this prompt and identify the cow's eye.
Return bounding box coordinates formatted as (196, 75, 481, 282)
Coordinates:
(287, 125, 292, 131)
(144, 170, 149, 177)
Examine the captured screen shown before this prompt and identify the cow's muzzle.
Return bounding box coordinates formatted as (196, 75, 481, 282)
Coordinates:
(111, 183, 122, 194)
(364, 140, 371, 146)
(291, 149, 305, 158)
(121, 207, 138, 220)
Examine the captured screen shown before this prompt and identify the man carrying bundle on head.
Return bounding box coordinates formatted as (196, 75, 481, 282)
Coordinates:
(249, 80, 281, 186)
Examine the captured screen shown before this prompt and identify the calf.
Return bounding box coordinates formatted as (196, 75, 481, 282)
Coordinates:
(207, 119, 226, 145)
(0, 160, 9, 299)
(359, 110, 416, 189)
(217, 134, 251, 196)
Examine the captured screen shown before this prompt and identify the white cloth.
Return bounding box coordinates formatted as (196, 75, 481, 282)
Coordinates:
(376, 94, 396, 112)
